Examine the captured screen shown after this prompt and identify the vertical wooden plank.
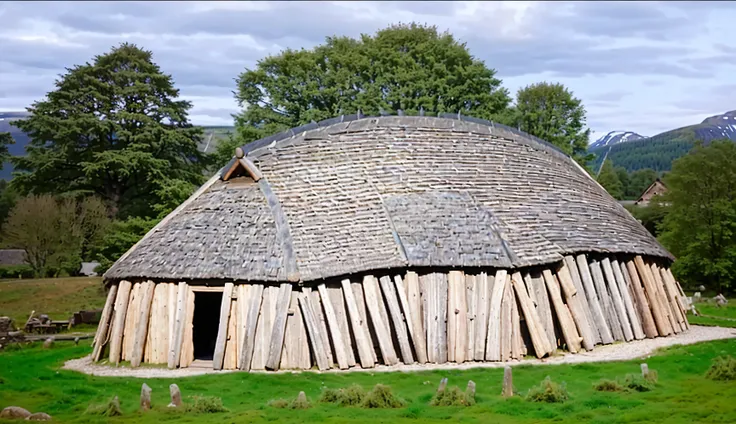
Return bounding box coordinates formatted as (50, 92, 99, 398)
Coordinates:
(122, 282, 141, 362)
(93, 284, 118, 362)
(179, 286, 195, 368)
(168, 283, 177, 355)
(395, 274, 427, 364)
(601, 258, 634, 341)
(575, 254, 614, 344)
(634, 256, 672, 336)
(328, 285, 356, 367)
(650, 262, 681, 333)
(298, 292, 330, 371)
(486, 270, 508, 361)
(511, 272, 553, 358)
(624, 259, 659, 338)
(447, 273, 457, 363)
(379, 276, 413, 364)
(362, 275, 399, 366)
(611, 258, 645, 340)
(251, 285, 277, 370)
(109, 281, 132, 364)
(465, 274, 476, 362)
(542, 269, 581, 353)
(238, 284, 264, 371)
(213, 282, 234, 371)
(265, 283, 293, 370)
(564, 256, 600, 344)
(660, 266, 689, 329)
(500, 276, 513, 361)
(168, 282, 187, 369)
(527, 272, 556, 350)
(352, 280, 378, 363)
(436, 272, 449, 364)
(511, 288, 522, 360)
(421, 273, 436, 363)
(341, 279, 375, 368)
(589, 259, 624, 341)
(403, 272, 427, 363)
(145, 283, 168, 364)
(317, 283, 350, 369)
(281, 291, 311, 370)
(448, 270, 467, 363)
(309, 287, 335, 366)
(224, 299, 239, 370)
(473, 272, 491, 360)
(556, 261, 597, 350)
(236, 285, 249, 369)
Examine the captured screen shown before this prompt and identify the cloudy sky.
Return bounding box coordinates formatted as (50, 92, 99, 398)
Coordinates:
(0, 1, 733, 142)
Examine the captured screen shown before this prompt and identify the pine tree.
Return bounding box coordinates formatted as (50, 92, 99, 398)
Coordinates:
(597, 159, 624, 199)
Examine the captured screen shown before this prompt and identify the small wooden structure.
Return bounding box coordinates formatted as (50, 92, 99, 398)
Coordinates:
(95, 115, 688, 371)
(635, 179, 668, 206)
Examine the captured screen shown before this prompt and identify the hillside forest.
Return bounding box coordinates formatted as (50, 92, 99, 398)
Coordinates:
(0, 23, 732, 292)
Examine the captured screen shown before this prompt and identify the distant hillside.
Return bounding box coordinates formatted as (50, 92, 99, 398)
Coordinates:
(0, 111, 234, 180)
(589, 110, 736, 172)
(589, 131, 646, 150)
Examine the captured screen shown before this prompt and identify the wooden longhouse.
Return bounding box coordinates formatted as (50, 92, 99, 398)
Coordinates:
(94, 114, 689, 371)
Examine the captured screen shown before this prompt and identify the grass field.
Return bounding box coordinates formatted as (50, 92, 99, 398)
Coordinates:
(0, 277, 105, 324)
(690, 302, 736, 328)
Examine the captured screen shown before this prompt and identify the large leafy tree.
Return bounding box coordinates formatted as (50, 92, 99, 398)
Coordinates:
(659, 140, 736, 292)
(219, 23, 512, 164)
(11, 43, 206, 218)
(627, 168, 658, 199)
(597, 159, 624, 199)
(512, 82, 591, 164)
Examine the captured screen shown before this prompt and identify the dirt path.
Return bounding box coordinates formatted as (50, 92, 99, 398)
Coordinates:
(63, 325, 736, 379)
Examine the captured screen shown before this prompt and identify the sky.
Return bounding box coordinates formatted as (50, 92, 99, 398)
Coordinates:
(0, 1, 734, 142)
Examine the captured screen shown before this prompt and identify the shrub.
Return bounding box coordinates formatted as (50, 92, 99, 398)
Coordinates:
(319, 384, 366, 407)
(643, 369, 659, 384)
(525, 377, 569, 403)
(318, 387, 342, 404)
(362, 384, 405, 408)
(430, 386, 475, 406)
(593, 379, 625, 392)
(0, 264, 34, 279)
(267, 399, 289, 409)
(85, 396, 122, 417)
(290, 393, 312, 410)
(706, 355, 736, 381)
(186, 396, 228, 413)
(622, 374, 654, 392)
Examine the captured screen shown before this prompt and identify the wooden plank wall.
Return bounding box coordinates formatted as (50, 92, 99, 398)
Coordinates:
(96, 254, 689, 371)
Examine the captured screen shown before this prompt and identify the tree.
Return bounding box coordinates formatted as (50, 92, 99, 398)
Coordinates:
(615, 166, 630, 198)
(513, 82, 591, 164)
(220, 23, 512, 164)
(659, 140, 736, 292)
(1, 195, 110, 277)
(10, 43, 207, 219)
(0, 132, 14, 169)
(597, 159, 624, 199)
(627, 168, 658, 199)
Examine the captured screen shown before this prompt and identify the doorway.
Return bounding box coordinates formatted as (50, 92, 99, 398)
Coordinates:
(192, 292, 222, 360)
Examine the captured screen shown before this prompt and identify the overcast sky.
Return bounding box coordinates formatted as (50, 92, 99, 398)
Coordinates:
(0, 1, 733, 142)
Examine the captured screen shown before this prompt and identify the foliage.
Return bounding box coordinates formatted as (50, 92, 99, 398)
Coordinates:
(224, 23, 512, 165)
(0, 264, 34, 279)
(625, 203, 669, 238)
(361, 384, 405, 409)
(91, 216, 158, 273)
(593, 379, 625, 392)
(10, 43, 207, 219)
(430, 385, 475, 407)
(512, 82, 591, 165)
(85, 396, 123, 417)
(627, 168, 659, 199)
(525, 376, 569, 403)
(186, 396, 228, 413)
(622, 374, 655, 392)
(588, 130, 696, 173)
(0, 179, 19, 239)
(266, 398, 289, 409)
(659, 140, 736, 291)
(705, 355, 736, 381)
(1, 195, 110, 277)
(596, 159, 624, 199)
(289, 394, 312, 410)
(0, 132, 14, 170)
(319, 384, 366, 407)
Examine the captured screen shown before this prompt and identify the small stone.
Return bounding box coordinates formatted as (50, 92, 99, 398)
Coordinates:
(74, 337, 80, 346)
(42, 337, 54, 349)
(140, 383, 152, 411)
(0, 406, 31, 419)
(437, 377, 448, 394)
(296, 391, 307, 403)
(503, 366, 513, 398)
(698, 285, 706, 292)
(641, 363, 649, 377)
(466, 380, 476, 398)
(168, 384, 182, 408)
(25, 412, 52, 421)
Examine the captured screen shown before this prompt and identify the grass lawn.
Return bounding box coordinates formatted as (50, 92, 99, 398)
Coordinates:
(0, 277, 105, 324)
(0, 338, 735, 423)
(688, 302, 736, 328)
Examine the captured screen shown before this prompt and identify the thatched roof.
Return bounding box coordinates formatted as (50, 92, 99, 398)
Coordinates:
(105, 114, 672, 283)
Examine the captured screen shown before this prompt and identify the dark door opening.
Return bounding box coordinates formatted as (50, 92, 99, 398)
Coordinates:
(192, 292, 222, 360)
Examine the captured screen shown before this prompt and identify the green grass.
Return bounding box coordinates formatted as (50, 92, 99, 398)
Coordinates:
(1, 339, 736, 423)
(0, 277, 105, 324)
(688, 302, 736, 328)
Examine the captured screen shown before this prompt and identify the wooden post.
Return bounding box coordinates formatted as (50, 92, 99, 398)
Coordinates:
(575, 254, 613, 344)
(238, 284, 264, 371)
(486, 270, 508, 361)
(447, 270, 467, 363)
(317, 283, 350, 369)
(634, 256, 671, 336)
(510, 272, 552, 358)
(396, 274, 427, 364)
(660, 267, 689, 329)
(564, 256, 600, 344)
(309, 288, 334, 366)
(503, 366, 513, 397)
(298, 292, 330, 370)
(93, 284, 118, 362)
(601, 258, 634, 341)
(109, 280, 132, 365)
(611, 258, 645, 340)
(179, 286, 195, 367)
(650, 263, 681, 333)
(266, 283, 293, 370)
(589, 259, 624, 341)
(130, 281, 155, 367)
(168, 282, 188, 369)
(327, 286, 356, 366)
(465, 274, 476, 361)
(437, 273, 449, 364)
(500, 276, 513, 361)
(623, 259, 659, 338)
(213, 283, 234, 370)
(556, 261, 596, 350)
(526, 272, 556, 350)
(341, 279, 375, 368)
(379, 276, 414, 364)
(224, 299, 238, 370)
(363, 275, 399, 366)
(542, 269, 581, 353)
(474, 272, 491, 360)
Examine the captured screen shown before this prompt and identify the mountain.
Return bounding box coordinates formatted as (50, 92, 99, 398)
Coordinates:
(589, 110, 736, 173)
(0, 111, 234, 180)
(589, 131, 646, 149)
